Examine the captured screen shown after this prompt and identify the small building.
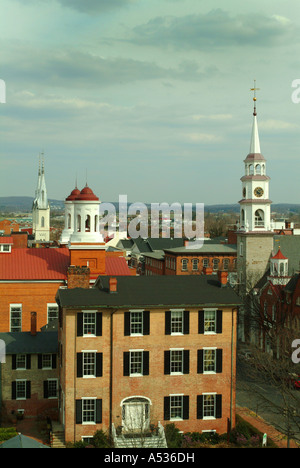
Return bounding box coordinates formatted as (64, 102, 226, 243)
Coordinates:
(0, 313, 59, 422)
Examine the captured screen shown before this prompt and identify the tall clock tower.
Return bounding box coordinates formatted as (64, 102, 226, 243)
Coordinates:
(238, 92, 272, 232)
(236, 85, 274, 342)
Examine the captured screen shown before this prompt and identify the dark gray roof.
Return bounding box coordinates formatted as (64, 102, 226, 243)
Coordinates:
(56, 275, 242, 309)
(0, 434, 50, 449)
(284, 273, 300, 293)
(0, 331, 58, 355)
(273, 236, 300, 275)
(164, 244, 237, 255)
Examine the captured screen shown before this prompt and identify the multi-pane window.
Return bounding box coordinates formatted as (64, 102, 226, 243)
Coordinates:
(223, 258, 229, 270)
(10, 305, 22, 332)
(203, 349, 216, 373)
(83, 352, 96, 377)
(16, 354, 26, 370)
(16, 380, 26, 400)
(181, 259, 188, 271)
(82, 399, 96, 423)
(170, 395, 183, 420)
(170, 350, 183, 374)
(130, 351, 143, 375)
(47, 304, 58, 323)
(213, 258, 219, 271)
(83, 313, 96, 336)
(42, 354, 52, 369)
(192, 258, 199, 271)
(130, 312, 143, 335)
(47, 379, 58, 398)
(171, 310, 183, 334)
(204, 310, 216, 333)
(203, 258, 209, 268)
(203, 394, 216, 419)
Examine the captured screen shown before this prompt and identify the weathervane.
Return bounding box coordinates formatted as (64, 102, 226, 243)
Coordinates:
(250, 80, 260, 116)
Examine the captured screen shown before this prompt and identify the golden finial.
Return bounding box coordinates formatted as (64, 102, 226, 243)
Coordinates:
(250, 80, 260, 115)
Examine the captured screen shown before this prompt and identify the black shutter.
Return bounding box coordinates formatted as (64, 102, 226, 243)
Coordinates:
(124, 312, 130, 336)
(96, 400, 102, 424)
(38, 354, 42, 369)
(44, 381, 48, 399)
(216, 395, 222, 419)
(216, 349, 223, 373)
(26, 355, 31, 370)
(52, 354, 57, 369)
(12, 355, 16, 370)
(143, 351, 149, 376)
(183, 396, 189, 420)
(164, 397, 170, 421)
(143, 311, 150, 335)
(216, 310, 223, 334)
(197, 350, 203, 374)
(183, 311, 190, 334)
(165, 311, 171, 335)
(164, 351, 170, 375)
(96, 353, 103, 377)
(197, 395, 203, 419)
(77, 353, 83, 378)
(198, 311, 204, 334)
(26, 381, 31, 399)
(183, 350, 190, 374)
(77, 313, 83, 337)
(123, 352, 130, 376)
(12, 382, 16, 400)
(76, 400, 82, 424)
(96, 312, 102, 336)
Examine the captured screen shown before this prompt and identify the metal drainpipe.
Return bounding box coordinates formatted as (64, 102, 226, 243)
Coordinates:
(109, 309, 117, 440)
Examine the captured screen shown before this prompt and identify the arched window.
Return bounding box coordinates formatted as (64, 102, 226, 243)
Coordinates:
(181, 258, 188, 271)
(255, 164, 261, 175)
(192, 258, 199, 271)
(121, 397, 151, 433)
(223, 258, 229, 270)
(77, 215, 81, 232)
(249, 164, 254, 175)
(85, 215, 90, 232)
(41, 216, 45, 228)
(212, 258, 220, 271)
(254, 209, 264, 227)
(67, 213, 71, 229)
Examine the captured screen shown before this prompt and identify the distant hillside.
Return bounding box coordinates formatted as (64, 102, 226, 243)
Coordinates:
(0, 197, 299, 215)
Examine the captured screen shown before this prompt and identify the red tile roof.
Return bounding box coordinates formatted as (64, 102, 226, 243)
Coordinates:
(105, 256, 131, 276)
(0, 247, 131, 281)
(0, 247, 70, 281)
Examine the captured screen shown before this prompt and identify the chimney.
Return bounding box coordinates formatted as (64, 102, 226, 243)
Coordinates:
(218, 270, 228, 287)
(67, 266, 90, 289)
(31, 312, 37, 336)
(203, 266, 213, 275)
(109, 277, 117, 293)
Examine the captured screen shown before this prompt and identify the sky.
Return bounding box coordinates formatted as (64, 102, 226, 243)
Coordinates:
(1, 0, 300, 206)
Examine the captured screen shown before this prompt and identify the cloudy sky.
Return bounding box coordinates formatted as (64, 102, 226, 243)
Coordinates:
(1, 0, 300, 206)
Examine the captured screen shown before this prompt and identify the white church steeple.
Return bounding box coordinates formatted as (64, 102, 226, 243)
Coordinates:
(32, 153, 50, 242)
(238, 83, 272, 233)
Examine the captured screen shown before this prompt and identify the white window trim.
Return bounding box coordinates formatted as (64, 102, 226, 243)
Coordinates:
(10, 304, 22, 332)
(203, 308, 217, 335)
(47, 378, 58, 399)
(16, 379, 27, 401)
(203, 347, 217, 374)
(129, 349, 144, 377)
(170, 309, 184, 336)
(81, 397, 97, 425)
(170, 348, 184, 375)
(82, 351, 97, 379)
(83, 311, 97, 337)
(202, 392, 217, 420)
(129, 309, 144, 336)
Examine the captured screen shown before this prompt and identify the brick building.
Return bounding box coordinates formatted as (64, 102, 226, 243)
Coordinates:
(0, 313, 58, 421)
(56, 272, 241, 445)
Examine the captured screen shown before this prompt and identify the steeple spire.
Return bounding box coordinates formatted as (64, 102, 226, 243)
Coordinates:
(249, 80, 261, 154)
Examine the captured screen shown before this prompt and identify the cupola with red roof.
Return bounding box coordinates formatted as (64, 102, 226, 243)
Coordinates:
(269, 246, 290, 285)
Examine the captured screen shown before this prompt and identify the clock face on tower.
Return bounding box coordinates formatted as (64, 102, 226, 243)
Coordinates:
(254, 187, 264, 197)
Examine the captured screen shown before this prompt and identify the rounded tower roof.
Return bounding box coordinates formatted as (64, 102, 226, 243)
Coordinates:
(76, 185, 99, 201)
(66, 187, 80, 201)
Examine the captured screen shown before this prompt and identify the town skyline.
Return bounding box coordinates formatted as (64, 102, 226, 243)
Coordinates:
(1, 0, 300, 205)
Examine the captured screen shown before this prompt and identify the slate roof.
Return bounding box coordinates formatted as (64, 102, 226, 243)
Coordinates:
(56, 275, 242, 309)
(164, 244, 237, 255)
(0, 434, 50, 448)
(0, 331, 58, 354)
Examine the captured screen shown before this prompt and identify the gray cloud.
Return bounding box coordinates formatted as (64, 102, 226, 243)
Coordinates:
(16, 0, 136, 14)
(4, 46, 220, 90)
(131, 9, 297, 50)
